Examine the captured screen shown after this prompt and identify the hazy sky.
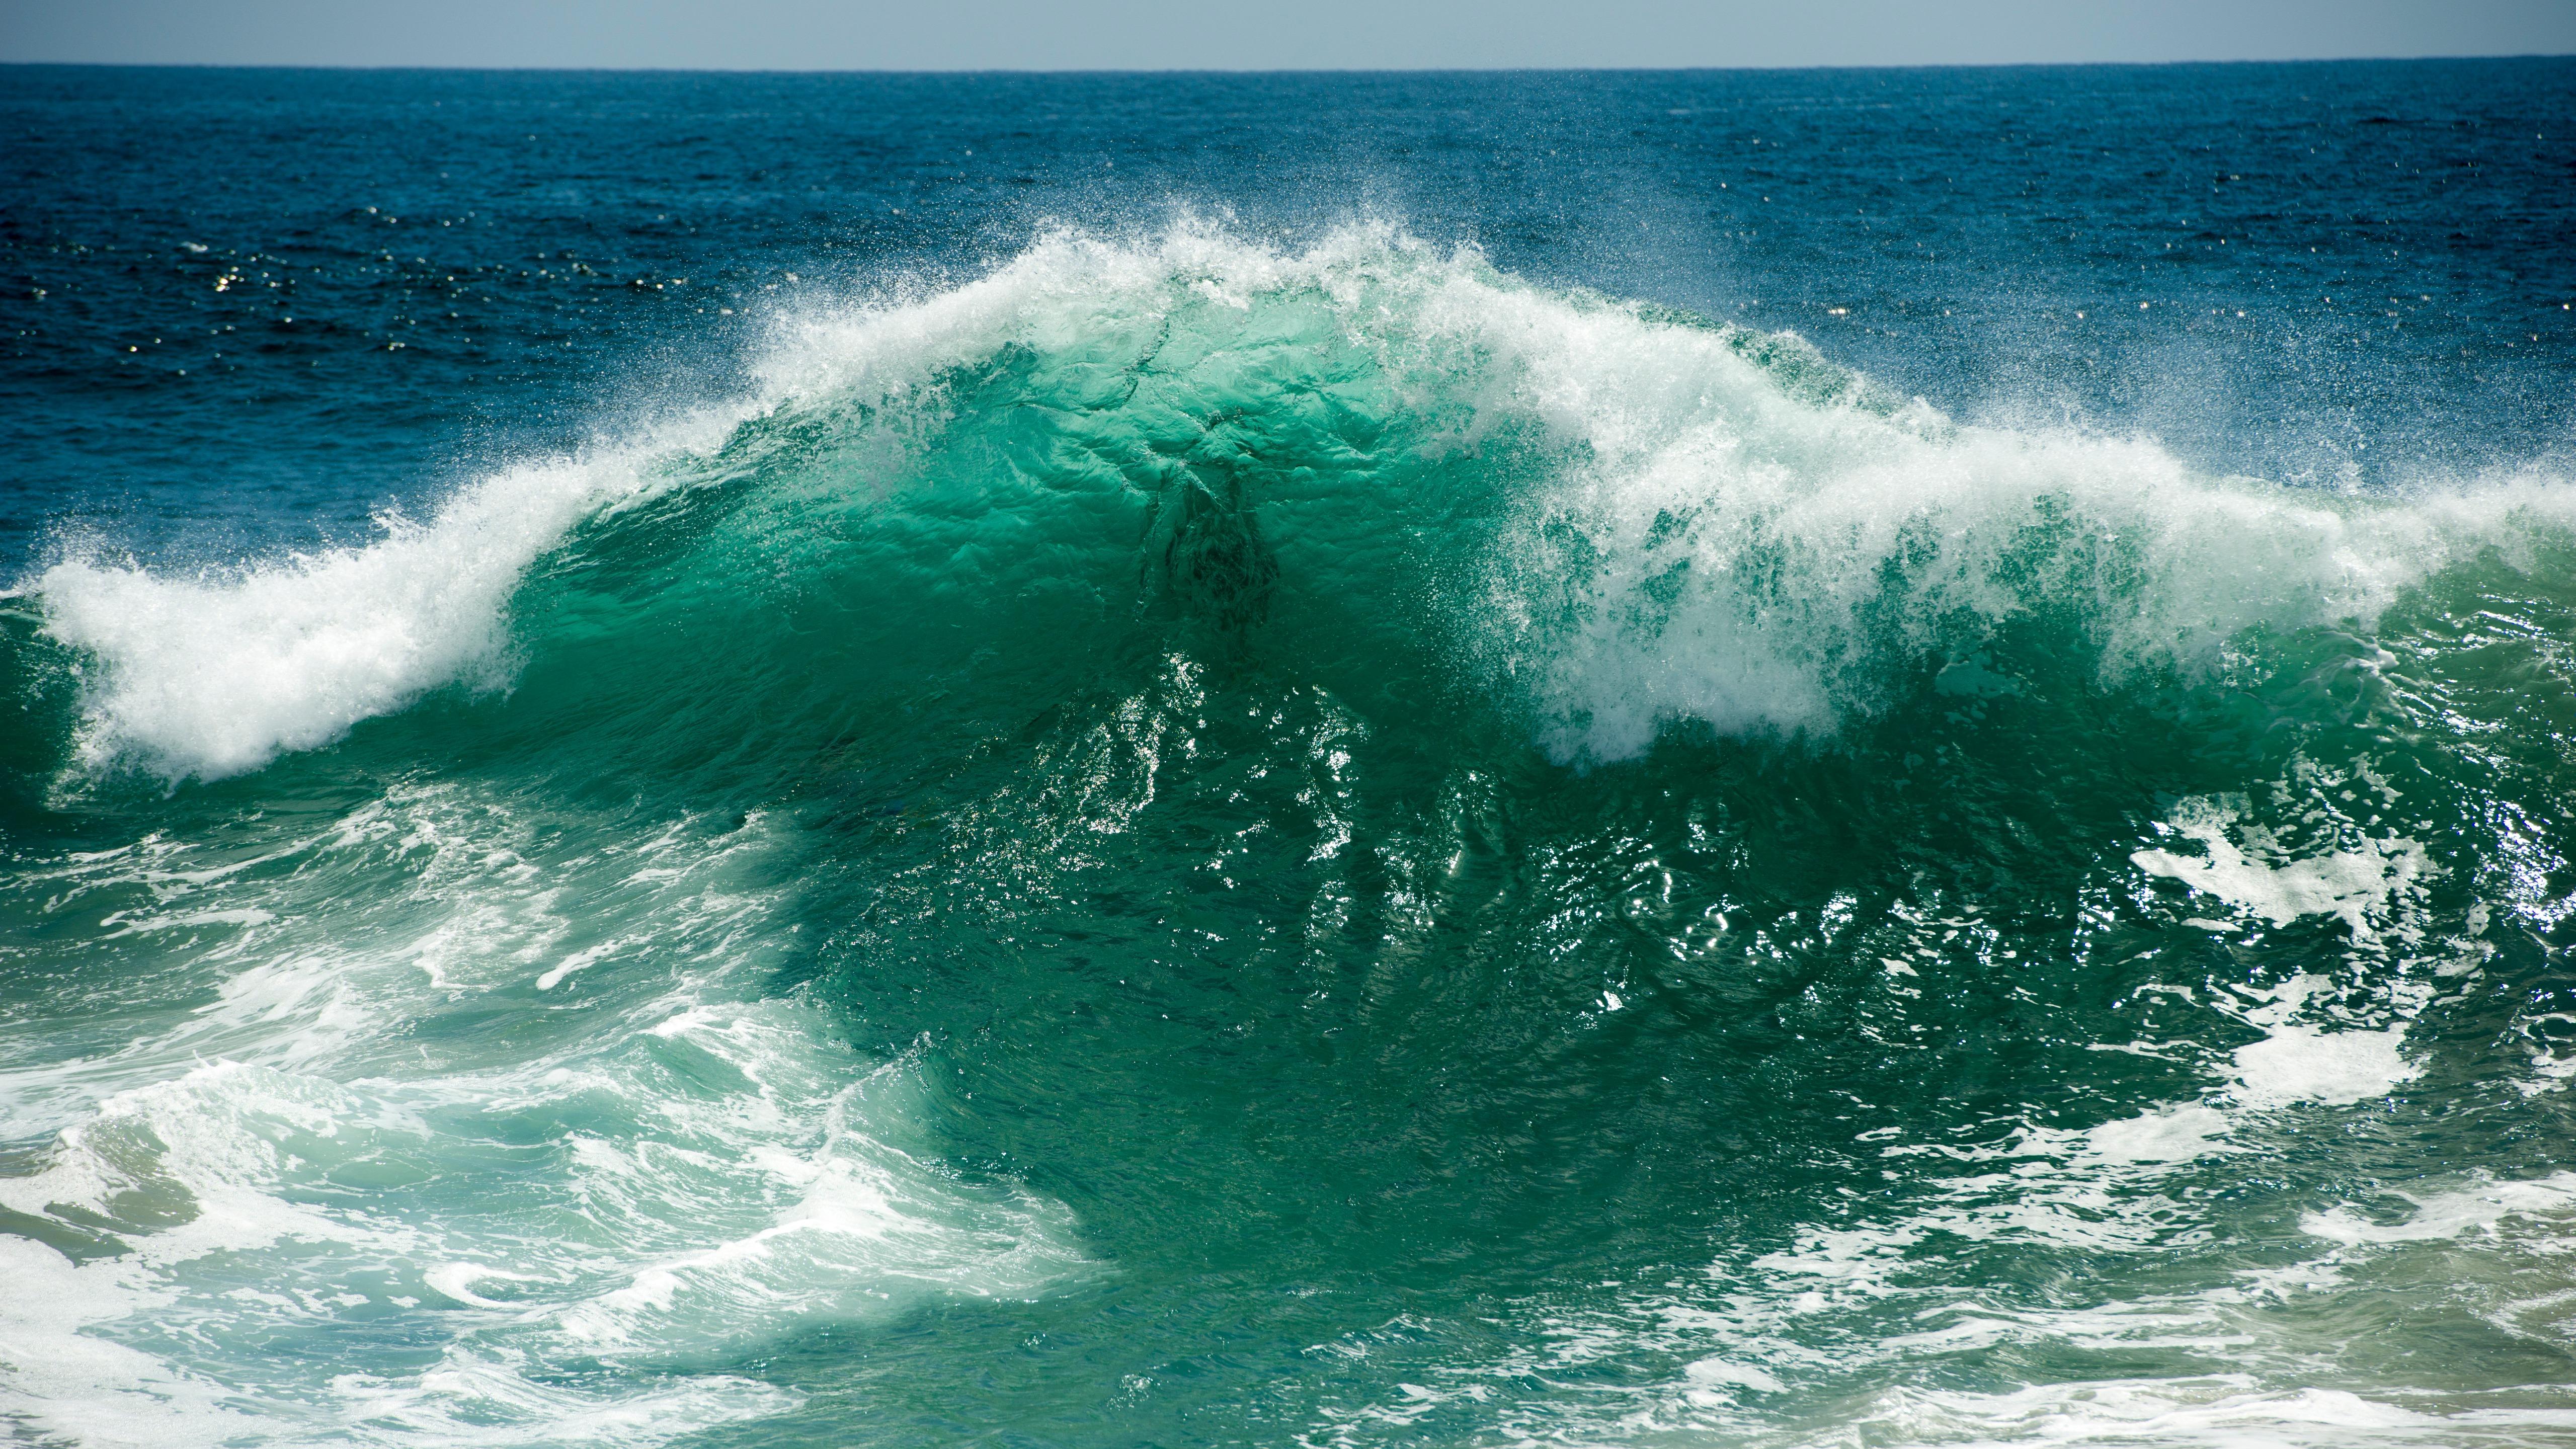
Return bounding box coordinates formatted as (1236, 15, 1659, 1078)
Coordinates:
(4, 0, 2571, 70)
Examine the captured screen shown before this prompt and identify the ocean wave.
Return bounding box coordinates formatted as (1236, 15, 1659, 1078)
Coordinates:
(19, 224, 2574, 786)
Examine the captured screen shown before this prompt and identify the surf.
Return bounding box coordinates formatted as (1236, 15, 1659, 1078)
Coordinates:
(8, 222, 2576, 1449)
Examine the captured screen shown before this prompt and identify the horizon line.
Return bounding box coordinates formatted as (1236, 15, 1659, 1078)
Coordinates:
(5, 52, 2573, 76)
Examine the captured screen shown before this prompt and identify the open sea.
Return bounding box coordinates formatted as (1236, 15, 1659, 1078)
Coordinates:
(5, 59, 2576, 1447)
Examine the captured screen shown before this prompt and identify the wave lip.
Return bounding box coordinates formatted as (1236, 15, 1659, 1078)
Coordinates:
(36, 449, 642, 782)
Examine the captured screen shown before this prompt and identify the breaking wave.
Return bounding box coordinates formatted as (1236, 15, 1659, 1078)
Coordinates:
(20, 225, 2573, 785)
(9, 225, 2576, 1448)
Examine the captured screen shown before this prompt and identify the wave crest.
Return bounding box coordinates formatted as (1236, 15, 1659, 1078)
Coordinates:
(24, 223, 2576, 783)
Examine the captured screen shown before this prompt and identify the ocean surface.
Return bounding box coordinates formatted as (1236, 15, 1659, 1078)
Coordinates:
(5, 59, 2576, 1447)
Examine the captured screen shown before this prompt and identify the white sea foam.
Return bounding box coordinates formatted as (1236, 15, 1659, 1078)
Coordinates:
(2125, 796, 2434, 1107)
(1332, 1145, 2576, 1449)
(2133, 796, 2430, 938)
(2230, 1022, 2418, 1108)
(2083, 1101, 2233, 1163)
(1812, 1378, 2576, 1448)
(2302, 1171, 2576, 1247)
(0, 1235, 268, 1449)
(0, 790, 1083, 1447)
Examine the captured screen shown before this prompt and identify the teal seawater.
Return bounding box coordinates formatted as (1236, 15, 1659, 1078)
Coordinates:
(6, 64, 2576, 1447)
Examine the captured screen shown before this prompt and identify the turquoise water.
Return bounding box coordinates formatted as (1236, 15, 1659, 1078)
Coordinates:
(7, 63, 2576, 1447)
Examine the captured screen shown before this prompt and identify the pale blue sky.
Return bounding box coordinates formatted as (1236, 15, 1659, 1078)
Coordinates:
(3, 0, 2570, 70)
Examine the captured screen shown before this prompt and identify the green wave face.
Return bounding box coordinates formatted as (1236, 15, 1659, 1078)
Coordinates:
(9, 229, 2576, 1447)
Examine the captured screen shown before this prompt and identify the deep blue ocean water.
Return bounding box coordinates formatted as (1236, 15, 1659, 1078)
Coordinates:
(4, 60, 2576, 1447)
